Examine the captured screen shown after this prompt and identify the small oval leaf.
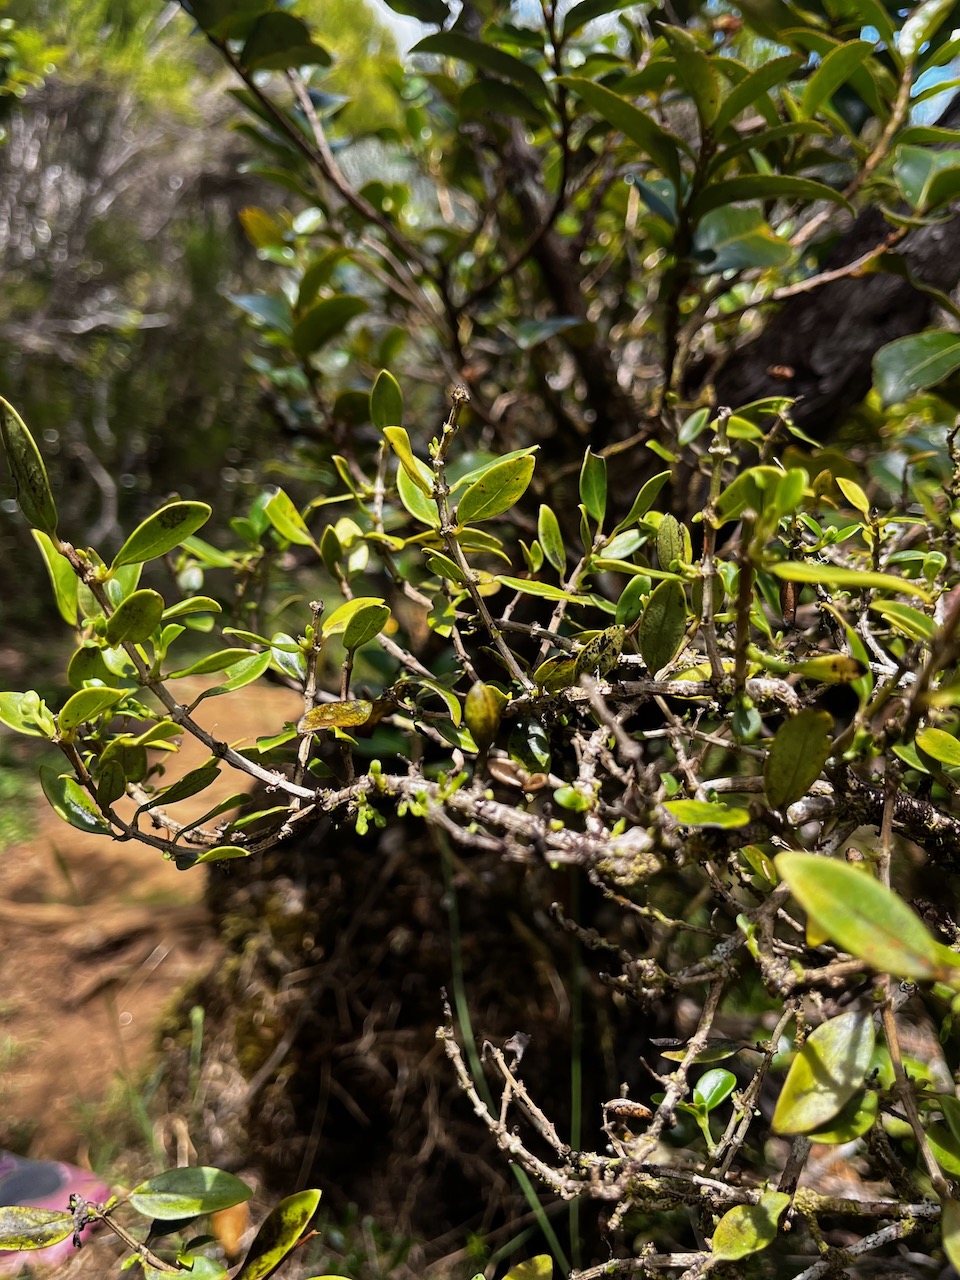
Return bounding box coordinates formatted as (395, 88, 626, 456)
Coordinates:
(711, 1190, 790, 1261)
(129, 1167, 253, 1220)
(464, 681, 508, 750)
(298, 700, 374, 733)
(371, 370, 403, 430)
(59, 686, 126, 734)
(112, 502, 212, 570)
(764, 709, 833, 809)
(0, 1206, 74, 1251)
(342, 603, 391, 652)
(105, 589, 166, 646)
(772, 1010, 875, 1135)
(456, 455, 535, 526)
(39, 766, 112, 835)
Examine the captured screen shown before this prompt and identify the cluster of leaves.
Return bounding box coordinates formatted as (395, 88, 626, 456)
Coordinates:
(11, 0, 960, 1276)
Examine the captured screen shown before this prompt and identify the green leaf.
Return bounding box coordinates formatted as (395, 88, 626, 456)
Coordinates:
(560, 0, 636, 39)
(168, 648, 256, 678)
(195, 844, 254, 863)
(900, 0, 955, 62)
(0, 396, 58, 537)
(31, 529, 77, 626)
(764, 709, 833, 809)
(343, 603, 391, 651)
(695, 1067, 736, 1111)
(104, 589, 165, 646)
(772, 1010, 875, 1135)
(496, 575, 583, 602)
(398, 464, 440, 528)
(615, 574, 651, 628)
(768, 560, 931, 600)
(874, 330, 960, 406)
(894, 145, 960, 212)
(383, 426, 433, 496)
(661, 26, 719, 127)
(162, 596, 222, 622)
(806, 1089, 878, 1144)
(942, 1197, 960, 1275)
(800, 39, 874, 116)
(413, 33, 547, 99)
(293, 296, 369, 359)
(140, 762, 221, 811)
(538, 505, 566, 574)
(456, 455, 535, 525)
(240, 12, 330, 71)
(234, 1189, 322, 1280)
(869, 601, 934, 642)
(775, 852, 954, 980)
(694, 206, 792, 273)
(228, 292, 292, 334)
(59, 686, 126, 734)
(664, 799, 750, 828)
(713, 54, 804, 133)
(323, 596, 389, 637)
(264, 489, 316, 547)
(611, 470, 670, 535)
(0, 690, 54, 737)
(711, 1191, 790, 1261)
(111, 501, 212, 570)
(194, 651, 273, 701)
(639, 579, 687, 674)
(0, 1206, 73, 1251)
(370, 370, 403, 430)
(656, 513, 689, 569)
(129, 1167, 252, 1220)
(579, 448, 607, 525)
(557, 76, 683, 186)
(40, 765, 112, 835)
(502, 1260, 553, 1280)
(916, 726, 960, 767)
(690, 174, 850, 221)
(464, 681, 508, 751)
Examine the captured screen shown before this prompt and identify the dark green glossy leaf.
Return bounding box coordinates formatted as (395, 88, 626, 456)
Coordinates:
(690, 174, 849, 221)
(800, 39, 874, 117)
(557, 76, 683, 185)
(0, 396, 58, 537)
(874, 330, 960, 406)
(293, 296, 369, 359)
(772, 1010, 875, 1134)
(711, 1191, 790, 1261)
(0, 1206, 73, 1251)
(194, 651, 273, 701)
(234, 1189, 322, 1280)
(579, 449, 606, 525)
(40, 765, 111, 834)
(111, 502, 212, 570)
(129, 1167, 252, 1220)
(764, 709, 833, 809)
(382, 0, 448, 21)
(713, 55, 804, 133)
(413, 33, 547, 99)
(240, 12, 331, 71)
(639, 579, 687, 674)
(775, 852, 953, 980)
(140, 763, 221, 811)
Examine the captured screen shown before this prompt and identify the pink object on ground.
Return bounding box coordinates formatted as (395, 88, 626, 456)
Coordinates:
(0, 1152, 109, 1275)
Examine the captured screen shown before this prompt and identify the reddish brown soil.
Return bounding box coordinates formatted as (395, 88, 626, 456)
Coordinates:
(0, 680, 300, 1169)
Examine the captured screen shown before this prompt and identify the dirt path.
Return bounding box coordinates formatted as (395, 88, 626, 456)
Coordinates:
(0, 680, 300, 1165)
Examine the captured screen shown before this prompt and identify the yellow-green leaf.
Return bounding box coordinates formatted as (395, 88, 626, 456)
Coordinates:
(31, 529, 77, 626)
(836, 475, 870, 516)
(503, 1258, 553, 1280)
(711, 1190, 790, 1261)
(384, 426, 432, 496)
(59, 686, 126, 734)
(0, 1206, 73, 1251)
(943, 1197, 960, 1274)
(665, 799, 750, 828)
(772, 1010, 875, 1135)
(775, 852, 953, 980)
(234, 1189, 322, 1280)
(464, 681, 508, 750)
(917, 726, 960, 768)
(457, 455, 535, 526)
(111, 501, 212, 570)
(105, 588, 165, 645)
(769, 560, 930, 600)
